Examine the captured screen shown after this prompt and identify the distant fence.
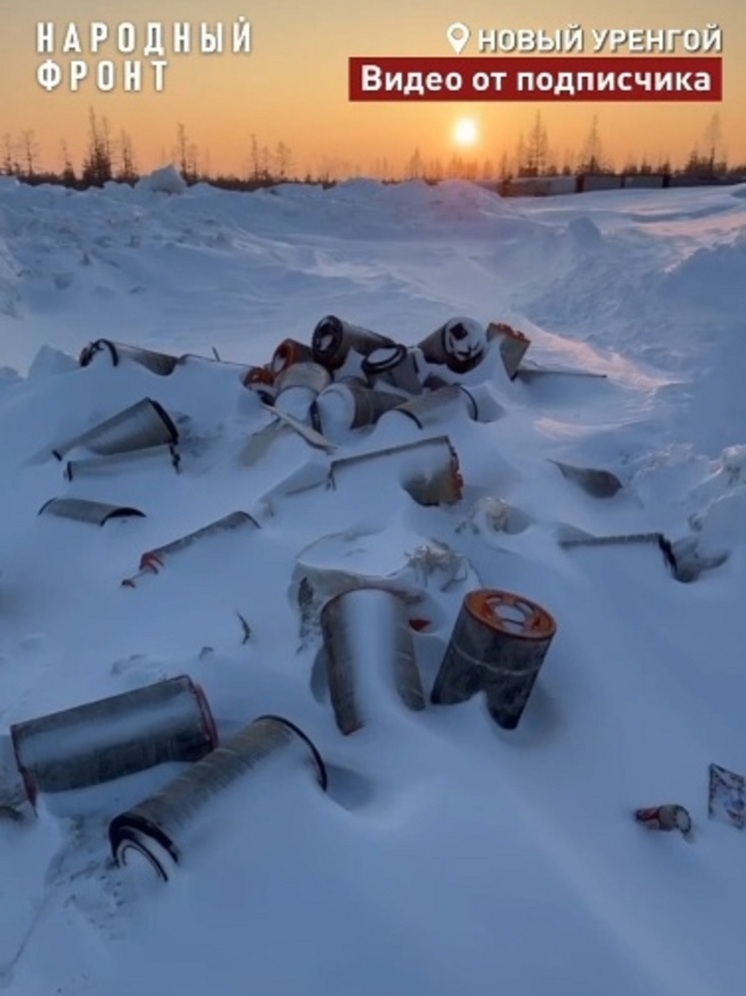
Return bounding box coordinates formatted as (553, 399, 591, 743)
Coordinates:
(483, 173, 745, 198)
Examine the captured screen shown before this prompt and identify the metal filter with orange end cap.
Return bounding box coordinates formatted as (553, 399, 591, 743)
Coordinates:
(431, 589, 556, 730)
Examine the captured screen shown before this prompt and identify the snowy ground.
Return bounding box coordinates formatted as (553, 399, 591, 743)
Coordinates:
(0, 173, 744, 996)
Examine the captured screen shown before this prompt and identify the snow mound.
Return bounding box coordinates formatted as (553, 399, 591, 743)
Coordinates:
(135, 165, 188, 195)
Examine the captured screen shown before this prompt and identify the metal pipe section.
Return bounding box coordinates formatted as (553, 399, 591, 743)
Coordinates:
(418, 317, 486, 374)
(320, 588, 425, 735)
(109, 715, 327, 881)
(64, 444, 180, 481)
(78, 339, 179, 376)
(431, 589, 556, 730)
(122, 510, 260, 586)
(11, 675, 218, 806)
(312, 315, 396, 371)
(52, 398, 179, 461)
(38, 497, 145, 526)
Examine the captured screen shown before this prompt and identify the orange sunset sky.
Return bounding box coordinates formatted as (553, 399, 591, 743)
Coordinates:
(0, 0, 743, 177)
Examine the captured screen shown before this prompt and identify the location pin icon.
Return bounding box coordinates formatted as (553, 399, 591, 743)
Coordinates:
(447, 22, 471, 55)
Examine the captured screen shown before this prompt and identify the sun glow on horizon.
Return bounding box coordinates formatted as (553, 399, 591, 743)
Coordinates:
(453, 118, 479, 147)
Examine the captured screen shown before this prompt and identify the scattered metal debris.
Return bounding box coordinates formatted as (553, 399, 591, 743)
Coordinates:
(486, 322, 531, 379)
(634, 804, 692, 837)
(64, 443, 180, 481)
(37, 497, 145, 526)
(431, 589, 556, 730)
(109, 715, 327, 881)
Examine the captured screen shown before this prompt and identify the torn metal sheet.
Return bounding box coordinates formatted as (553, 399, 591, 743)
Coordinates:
(110, 715, 326, 881)
(486, 322, 531, 379)
(122, 510, 260, 587)
(708, 764, 745, 829)
(64, 443, 180, 481)
(549, 460, 624, 498)
(52, 398, 179, 461)
(38, 497, 145, 526)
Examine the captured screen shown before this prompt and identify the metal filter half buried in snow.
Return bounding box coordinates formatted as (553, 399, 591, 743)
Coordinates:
(312, 315, 396, 371)
(52, 398, 179, 461)
(38, 497, 145, 526)
(122, 510, 260, 586)
(320, 588, 425, 735)
(109, 715, 327, 882)
(329, 435, 463, 506)
(431, 589, 556, 730)
(10, 675, 218, 806)
(78, 339, 180, 376)
(64, 444, 181, 481)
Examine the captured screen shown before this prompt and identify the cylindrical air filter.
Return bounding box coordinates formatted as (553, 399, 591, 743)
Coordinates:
(64, 444, 180, 481)
(314, 383, 404, 438)
(320, 588, 425, 735)
(361, 345, 424, 395)
(418, 317, 486, 374)
(109, 715, 326, 881)
(11, 675, 217, 806)
(312, 315, 395, 371)
(38, 497, 145, 526)
(78, 339, 179, 376)
(271, 339, 314, 375)
(431, 589, 556, 730)
(52, 398, 179, 461)
(273, 362, 332, 421)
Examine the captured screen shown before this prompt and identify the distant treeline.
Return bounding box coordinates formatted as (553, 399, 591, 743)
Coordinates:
(2, 109, 744, 192)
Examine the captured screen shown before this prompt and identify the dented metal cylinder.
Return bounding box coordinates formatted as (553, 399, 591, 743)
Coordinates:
(320, 588, 425, 735)
(109, 715, 326, 881)
(431, 590, 556, 730)
(78, 339, 179, 376)
(418, 317, 486, 374)
(52, 398, 179, 461)
(11, 675, 218, 806)
(314, 383, 404, 437)
(312, 315, 395, 371)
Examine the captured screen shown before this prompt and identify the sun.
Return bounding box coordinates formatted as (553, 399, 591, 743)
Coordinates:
(453, 118, 479, 147)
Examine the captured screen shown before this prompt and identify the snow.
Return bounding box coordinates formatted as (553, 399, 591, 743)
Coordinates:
(0, 171, 745, 995)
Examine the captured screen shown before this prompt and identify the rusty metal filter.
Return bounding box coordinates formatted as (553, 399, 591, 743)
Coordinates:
(52, 398, 179, 462)
(320, 588, 425, 735)
(271, 339, 314, 375)
(78, 339, 179, 376)
(11, 675, 218, 806)
(431, 589, 556, 730)
(109, 715, 326, 881)
(312, 315, 396, 371)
